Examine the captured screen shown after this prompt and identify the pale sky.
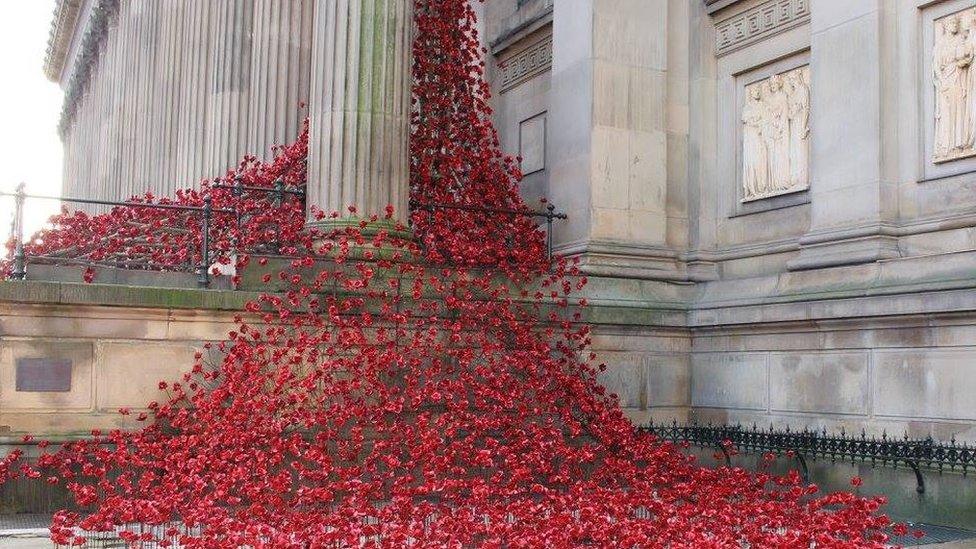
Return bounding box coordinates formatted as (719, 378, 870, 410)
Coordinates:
(0, 0, 64, 241)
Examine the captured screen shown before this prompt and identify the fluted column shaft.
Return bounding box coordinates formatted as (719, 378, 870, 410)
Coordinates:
(306, 0, 412, 229)
(247, 0, 313, 155)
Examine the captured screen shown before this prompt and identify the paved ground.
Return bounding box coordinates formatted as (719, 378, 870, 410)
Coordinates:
(0, 519, 974, 548)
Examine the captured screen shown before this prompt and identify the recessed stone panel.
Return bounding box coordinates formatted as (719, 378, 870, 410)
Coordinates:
(874, 349, 976, 421)
(645, 354, 691, 408)
(740, 65, 810, 203)
(691, 353, 767, 410)
(0, 341, 93, 410)
(920, 0, 976, 181)
(931, 6, 976, 165)
(769, 352, 868, 414)
(519, 113, 546, 175)
(595, 351, 645, 408)
(96, 342, 199, 410)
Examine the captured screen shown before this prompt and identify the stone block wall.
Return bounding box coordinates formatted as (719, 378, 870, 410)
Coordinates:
(0, 279, 693, 436)
(0, 285, 251, 435)
(691, 317, 976, 442)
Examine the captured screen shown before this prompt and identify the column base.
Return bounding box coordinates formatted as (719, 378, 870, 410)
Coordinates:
(556, 239, 718, 282)
(787, 227, 900, 271)
(306, 217, 414, 240)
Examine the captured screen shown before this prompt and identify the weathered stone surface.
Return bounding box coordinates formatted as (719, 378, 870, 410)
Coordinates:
(30, 0, 976, 473)
(306, 0, 412, 228)
(874, 349, 976, 421)
(0, 341, 93, 412)
(95, 342, 199, 410)
(691, 353, 767, 410)
(768, 352, 868, 414)
(55, 1, 313, 203)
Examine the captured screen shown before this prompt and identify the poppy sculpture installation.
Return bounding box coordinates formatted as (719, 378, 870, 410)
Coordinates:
(0, 1, 897, 546)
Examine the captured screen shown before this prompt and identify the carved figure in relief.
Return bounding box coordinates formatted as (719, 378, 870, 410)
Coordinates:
(965, 10, 976, 148)
(742, 86, 768, 199)
(741, 65, 810, 202)
(762, 75, 791, 190)
(933, 10, 975, 162)
(786, 70, 810, 187)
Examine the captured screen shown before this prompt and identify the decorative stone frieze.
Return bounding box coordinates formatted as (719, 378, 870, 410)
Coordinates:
(741, 65, 810, 202)
(498, 33, 552, 92)
(932, 6, 976, 164)
(715, 0, 809, 56)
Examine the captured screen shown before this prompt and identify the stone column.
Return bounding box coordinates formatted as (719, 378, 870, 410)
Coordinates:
(247, 0, 314, 157)
(787, 0, 898, 270)
(306, 0, 412, 231)
(206, 0, 254, 177)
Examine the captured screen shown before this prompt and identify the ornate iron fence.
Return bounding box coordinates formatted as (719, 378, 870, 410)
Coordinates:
(641, 420, 976, 494)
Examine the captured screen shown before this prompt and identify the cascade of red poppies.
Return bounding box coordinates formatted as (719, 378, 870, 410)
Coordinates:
(0, 1, 902, 547)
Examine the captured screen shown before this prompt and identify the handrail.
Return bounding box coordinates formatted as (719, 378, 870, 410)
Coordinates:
(409, 199, 568, 259)
(2, 183, 233, 287)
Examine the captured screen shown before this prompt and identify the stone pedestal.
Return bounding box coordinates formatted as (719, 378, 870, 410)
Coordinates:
(306, 0, 413, 231)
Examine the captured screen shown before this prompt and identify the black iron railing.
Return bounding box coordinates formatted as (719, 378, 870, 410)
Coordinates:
(1, 183, 235, 287)
(409, 199, 567, 259)
(3, 182, 564, 286)
(211, 175, 306, 205)
(642, 420, 976, 494)
(211, 175, 306, 255)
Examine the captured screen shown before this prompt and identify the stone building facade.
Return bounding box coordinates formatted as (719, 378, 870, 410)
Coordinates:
(48, 0, 410, 220)
(47, 0, 314, 201)
(486, 0, 976, 445)
(37, 0, 976, 444)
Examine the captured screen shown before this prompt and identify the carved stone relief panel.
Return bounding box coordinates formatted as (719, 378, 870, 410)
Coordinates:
(932, 6, 976, 164)
(740, 65, 810, 202)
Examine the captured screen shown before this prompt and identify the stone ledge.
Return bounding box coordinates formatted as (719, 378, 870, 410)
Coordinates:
(4, 247, 976, 331)
(0, 280, 260, 312)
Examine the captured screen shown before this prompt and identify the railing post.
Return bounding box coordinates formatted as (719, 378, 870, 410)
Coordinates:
(198, 196, 212, 288)
(232, 175, 243, 256)
(273, 179, 284, 254)
(546, 204, 555, 260)
(11, 182, 26, 279)
(273, 179, 284, 208)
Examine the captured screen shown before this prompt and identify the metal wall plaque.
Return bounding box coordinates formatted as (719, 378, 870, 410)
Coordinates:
(15, 358, 72, 392)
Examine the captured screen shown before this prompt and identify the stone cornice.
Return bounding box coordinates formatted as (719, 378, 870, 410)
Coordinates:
(43, 0, 84, 82)
(704, 0, 746, 16)
(488, 0, 553, 55)
(497, 32, 552, 92)
(55, 0, 120, 137)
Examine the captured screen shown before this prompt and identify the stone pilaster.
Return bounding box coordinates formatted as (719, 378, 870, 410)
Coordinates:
(548, 0, 694, 280)
(306, 0, 413, 230)
(787, 0, 899, 270)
